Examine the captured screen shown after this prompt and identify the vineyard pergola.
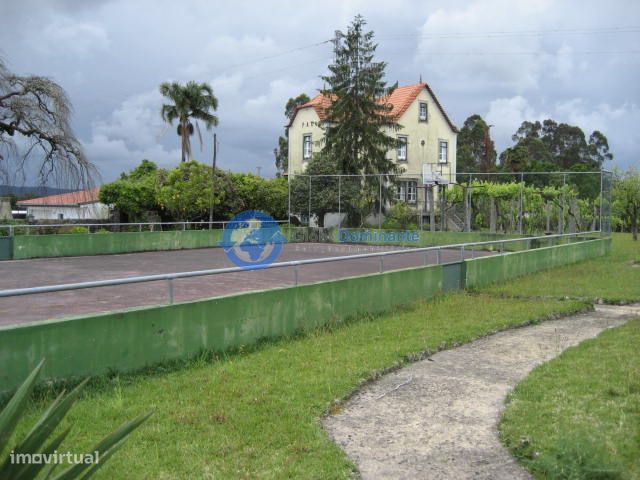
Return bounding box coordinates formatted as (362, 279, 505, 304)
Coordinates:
(287, 170, 612, 236)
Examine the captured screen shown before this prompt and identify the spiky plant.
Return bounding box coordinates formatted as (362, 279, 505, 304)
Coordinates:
(0, 360, 152, 479)
(159, 81, 219, 163)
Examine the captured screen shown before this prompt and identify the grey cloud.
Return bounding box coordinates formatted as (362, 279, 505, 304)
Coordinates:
(0, 0, 638, 185)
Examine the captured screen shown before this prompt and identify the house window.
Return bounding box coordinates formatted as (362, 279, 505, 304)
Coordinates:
(397, 181, 417, 203)
(419, 102, 428, 121)
(438, 140, 448, 164)
(397, 136, 408, 162)
(57, 213, 64, 220)
(303, 134, 312, 160)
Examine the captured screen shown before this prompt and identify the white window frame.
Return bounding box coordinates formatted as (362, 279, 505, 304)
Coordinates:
(397, 181, 417, 204)
(397, 136, 408, 162)
(303, 134, 312, 160)
(406, 181, 417, 203)
(419, 102, 428, 121)
(438, 140, 448, 164)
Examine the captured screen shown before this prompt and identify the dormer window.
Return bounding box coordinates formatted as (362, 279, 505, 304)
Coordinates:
(419, 102, 428, 121)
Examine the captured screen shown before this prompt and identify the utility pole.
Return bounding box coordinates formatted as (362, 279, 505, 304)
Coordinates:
(209, 133, 217, 229)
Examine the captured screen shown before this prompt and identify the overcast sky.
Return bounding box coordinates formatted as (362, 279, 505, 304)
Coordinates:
(1, 0, 638, 184)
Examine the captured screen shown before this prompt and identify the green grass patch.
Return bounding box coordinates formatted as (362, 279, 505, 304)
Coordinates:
(8, 294, 587, 479)
(481, 234, 640, 303)
(501, 319, 640, 479)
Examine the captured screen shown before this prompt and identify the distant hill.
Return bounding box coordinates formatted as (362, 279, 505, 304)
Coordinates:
(0, 185, 74, 198)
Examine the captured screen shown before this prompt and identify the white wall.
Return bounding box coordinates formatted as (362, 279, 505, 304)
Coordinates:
(26, 202, 110, 221)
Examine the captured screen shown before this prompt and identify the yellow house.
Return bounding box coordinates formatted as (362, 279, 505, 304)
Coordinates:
(287, 82, 458, 212)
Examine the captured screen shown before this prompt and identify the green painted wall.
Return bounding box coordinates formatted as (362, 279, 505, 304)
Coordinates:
(12, 230, 226, 259)
(8, 227, 308, 260)
(0, 238, 609, 392)
(465, 238, 611, 289)
(0, 264, 443, 391)
(5, 226, 533, 261)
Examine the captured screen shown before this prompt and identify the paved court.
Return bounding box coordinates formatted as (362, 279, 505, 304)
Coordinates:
(0, 243, 494, 326)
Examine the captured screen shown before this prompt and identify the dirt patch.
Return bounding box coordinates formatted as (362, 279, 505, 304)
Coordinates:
(323, 304, 640, 480)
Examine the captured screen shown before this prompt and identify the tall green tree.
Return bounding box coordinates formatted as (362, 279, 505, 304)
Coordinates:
(456, 114, 496, 173)
(510, 119, 612, 170)
(614, 168, 640, 240)
(320, 15, 399, 176)
(99, 159, 162, 221)
(274, 93, 310, 176)
(159, 81, 219, 163)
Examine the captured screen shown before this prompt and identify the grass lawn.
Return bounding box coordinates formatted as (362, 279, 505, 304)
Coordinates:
(8, 294, 588, 479)
(500, 319, 640, 479)
(480, 234, 640, 303)
(5, 233, 638, 478)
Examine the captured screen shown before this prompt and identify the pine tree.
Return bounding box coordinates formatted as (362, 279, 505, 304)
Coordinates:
(321, 15, 400, 176)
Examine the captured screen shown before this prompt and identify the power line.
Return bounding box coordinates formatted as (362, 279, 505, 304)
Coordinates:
(216, 39, 331, 75)
(380, 25, 640, 40)
(417, 50, 640, 56)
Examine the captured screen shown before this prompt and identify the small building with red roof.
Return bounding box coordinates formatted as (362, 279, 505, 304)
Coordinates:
(17, 188, 109, 221)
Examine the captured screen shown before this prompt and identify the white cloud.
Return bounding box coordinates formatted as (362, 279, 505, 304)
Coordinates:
(91, 89, 165, 151)
(485, 95, 639, 168)
(485, 95, 546, 148)
(32, 15, 109, 56)
(415, 0, 556, 92)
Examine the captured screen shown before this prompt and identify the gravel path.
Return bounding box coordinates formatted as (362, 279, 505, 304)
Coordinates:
(323, 304, 640, 480)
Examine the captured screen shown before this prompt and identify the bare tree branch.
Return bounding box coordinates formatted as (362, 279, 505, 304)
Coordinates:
(0, 58, 98, 188)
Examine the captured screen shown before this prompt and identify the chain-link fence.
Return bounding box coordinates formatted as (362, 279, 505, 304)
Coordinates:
(288, 170, 612, 237)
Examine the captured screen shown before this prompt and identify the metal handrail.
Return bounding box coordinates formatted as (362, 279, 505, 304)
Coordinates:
(0, 231, 601, 300)
(0, 220, 291, 236)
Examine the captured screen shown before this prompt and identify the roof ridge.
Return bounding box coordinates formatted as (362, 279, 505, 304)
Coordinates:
(288, 82, 457, 132)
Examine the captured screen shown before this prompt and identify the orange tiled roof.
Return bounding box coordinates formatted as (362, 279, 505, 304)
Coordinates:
(288, 82, 458, 132)
(17, 188, 101, 207)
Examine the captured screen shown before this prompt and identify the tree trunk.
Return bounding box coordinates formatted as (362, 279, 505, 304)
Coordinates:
(464, 187, 471, 232)
(633, 213, 638, 241)
(489, 198, 497, 234)
(569, 198, 578, 233)
(429, 187, 436, 233)
(545, 202, 551, 233)
(181, 120, 189, 162)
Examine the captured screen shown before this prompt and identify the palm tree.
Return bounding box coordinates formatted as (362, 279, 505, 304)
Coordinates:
(160, 81, 219, 163)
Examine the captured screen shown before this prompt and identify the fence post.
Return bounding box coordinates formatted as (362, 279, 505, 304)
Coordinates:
(288, 175, 292, 227)
(460, 245, 465, 261)
(378, 175, 382, 230)
(560, 174, 566, 234)
(338, 175, 342, 230)
(518, 172, 524, 234)
(379, 256, 384, 273)
(167, 278, 174, 305)
(599, 170, 603, 234)
(293, 262, 299, 286)
(308, 175, 312, 226)
(8, 225, 13, 237)
(436, 247, 441, 264)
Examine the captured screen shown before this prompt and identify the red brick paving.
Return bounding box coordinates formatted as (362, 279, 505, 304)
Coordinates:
(0, 244, 493, 326)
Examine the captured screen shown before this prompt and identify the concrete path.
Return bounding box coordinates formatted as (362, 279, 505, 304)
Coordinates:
(323, 304, 640, 480)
